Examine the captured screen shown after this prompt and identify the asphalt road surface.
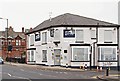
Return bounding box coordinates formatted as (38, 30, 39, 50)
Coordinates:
(0, 64, 107, 81)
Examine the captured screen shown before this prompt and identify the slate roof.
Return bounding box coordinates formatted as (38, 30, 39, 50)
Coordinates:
(0, 27, 25, 39)
(27, 13, 116, 34)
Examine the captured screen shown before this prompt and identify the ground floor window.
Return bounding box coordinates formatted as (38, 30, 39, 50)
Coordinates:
(27, 51, 30, 61)
(27, 50, 35, 62)
(98, 46, 117, 61)
(72, 47, 89, 61)
(31, 50, 34, 61)
(42, 50, 47, 62)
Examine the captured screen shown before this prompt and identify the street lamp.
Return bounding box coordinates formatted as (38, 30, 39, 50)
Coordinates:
(0, 17, 8, 61)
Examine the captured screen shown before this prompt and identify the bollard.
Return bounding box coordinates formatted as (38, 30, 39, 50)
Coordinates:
(100, 67, 102, 71)
(106, 68, 109, 76)
(97, 66, 99, 72)
(66, 63, 68, 68)
(84, 64, 87, 71)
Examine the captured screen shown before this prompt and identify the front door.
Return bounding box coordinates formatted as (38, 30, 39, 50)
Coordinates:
(54, 49, 61, 66)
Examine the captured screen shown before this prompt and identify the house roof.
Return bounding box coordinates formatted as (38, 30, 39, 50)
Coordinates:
(27, 13, 117, 34)
(0, 27, 25, 39)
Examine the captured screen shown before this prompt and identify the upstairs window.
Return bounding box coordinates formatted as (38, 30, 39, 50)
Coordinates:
(91, 30, 96, 39)
(16, 40, 19, 46)
(30, 35, 34, 46)
(104, 30, 112, 43)
(42, 32, 47, 44)
(76, 30, 84, 43)
(16, 40, 21, 46)
(54, 29, 60, 40)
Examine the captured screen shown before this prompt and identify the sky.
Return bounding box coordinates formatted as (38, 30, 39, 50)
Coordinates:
(0, 0, 119, 32)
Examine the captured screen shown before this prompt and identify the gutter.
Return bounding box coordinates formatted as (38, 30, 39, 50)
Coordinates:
(25, 25, 120, 35)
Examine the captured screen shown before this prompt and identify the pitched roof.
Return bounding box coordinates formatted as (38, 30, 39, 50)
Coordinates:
(0, 27, 25, 39)
(29, 13, 116, 34)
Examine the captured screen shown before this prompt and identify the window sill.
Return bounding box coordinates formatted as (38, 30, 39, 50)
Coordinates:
(104, 42, 112, 43)
(30, 44, 34, 46)
(42, 61, 47, 62)
(42, 43, 47, 45)
(91, 38, 96, 39)
(98, 60, 118, 62)
(71, 61, 90, 62)
(75, 41, 84, 43)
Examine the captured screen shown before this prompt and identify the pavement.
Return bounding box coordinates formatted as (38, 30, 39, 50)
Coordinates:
(4, 62, 120, 80)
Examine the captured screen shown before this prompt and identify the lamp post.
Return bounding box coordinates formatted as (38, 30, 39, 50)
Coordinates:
(0, 18, 8, 61)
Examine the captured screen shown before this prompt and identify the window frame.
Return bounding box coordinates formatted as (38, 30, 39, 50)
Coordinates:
(42, 32, 47, 44)
(104, 30, 112, 43)
(71, 46, 89, 62)
(98, 46, 117, 62)
(76, 29, 84, 43)
(91, 29, 96, 39)
(42, 50, 47, 62)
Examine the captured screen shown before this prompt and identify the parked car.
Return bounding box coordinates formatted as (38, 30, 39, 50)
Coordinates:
(0, 57, 4, 64)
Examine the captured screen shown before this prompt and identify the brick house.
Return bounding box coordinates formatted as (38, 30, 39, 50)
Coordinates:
(0, 26, 26, 61)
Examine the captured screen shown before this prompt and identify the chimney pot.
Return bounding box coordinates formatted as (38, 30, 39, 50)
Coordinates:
(22, 27, 24, 33)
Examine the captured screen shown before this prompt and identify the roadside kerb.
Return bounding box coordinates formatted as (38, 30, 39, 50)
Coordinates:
(5, 62, 85, 72)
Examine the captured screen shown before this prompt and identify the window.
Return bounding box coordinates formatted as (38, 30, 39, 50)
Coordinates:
(16, 40, 19, 46)
(19, 40, 21, 45)
(1, 40, 4, 45)
(16, 40, 21, 46)
(42, 32, 47, 44)
(28, 51, 30, 61)
(76, 30, 84, 42)
(30, 35, 34, 46)
(64, 30, 75, 38)
(99, 47, 117, 61)
(8, 40, 11, 45)
(72, 47, 89, 61)
(54, 29, 60, 40)
(64, 50, 67, 53)
(42, 50, 47, 62)
(31, 50, 34, 61)
(91, 30, 96, 39)
(104, 30, 112, 43)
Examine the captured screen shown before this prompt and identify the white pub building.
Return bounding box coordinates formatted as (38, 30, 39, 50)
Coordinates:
(26, 13, 120, 69)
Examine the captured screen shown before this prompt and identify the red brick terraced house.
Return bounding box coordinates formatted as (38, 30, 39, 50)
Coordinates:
(0, 26, 27, 62)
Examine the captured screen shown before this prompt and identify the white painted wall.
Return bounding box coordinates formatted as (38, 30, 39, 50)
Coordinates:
(27, 27, 118, 67)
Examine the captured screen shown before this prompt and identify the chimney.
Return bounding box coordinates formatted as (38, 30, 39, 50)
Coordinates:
(22, 27, 24, 33)
(30, 27, 32, 32)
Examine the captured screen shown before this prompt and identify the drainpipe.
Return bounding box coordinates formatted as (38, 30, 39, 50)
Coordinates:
(117, 26, 120, 71)
(93, 24, 99, 67)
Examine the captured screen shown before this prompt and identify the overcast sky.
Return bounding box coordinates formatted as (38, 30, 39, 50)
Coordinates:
(0, 0, 119, 32)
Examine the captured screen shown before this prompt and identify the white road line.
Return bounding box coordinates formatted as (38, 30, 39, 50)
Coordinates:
(64, 72, 68, 74)
(20, 69, 24, 71)
(7, 73, 12, 77)
(56, 72, 59, 73)
(39, 73, 58, 78)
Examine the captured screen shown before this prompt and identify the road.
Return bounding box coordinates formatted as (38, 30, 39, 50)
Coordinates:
(0, 64, 115, 81)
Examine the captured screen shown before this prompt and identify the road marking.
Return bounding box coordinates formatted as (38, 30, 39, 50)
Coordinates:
(56, 72, 59, 73)
(39, 73, 58, 78)
(64, 72, 68, 74)
(7, 73, 12, 77)
(20, 69, 24, 71)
